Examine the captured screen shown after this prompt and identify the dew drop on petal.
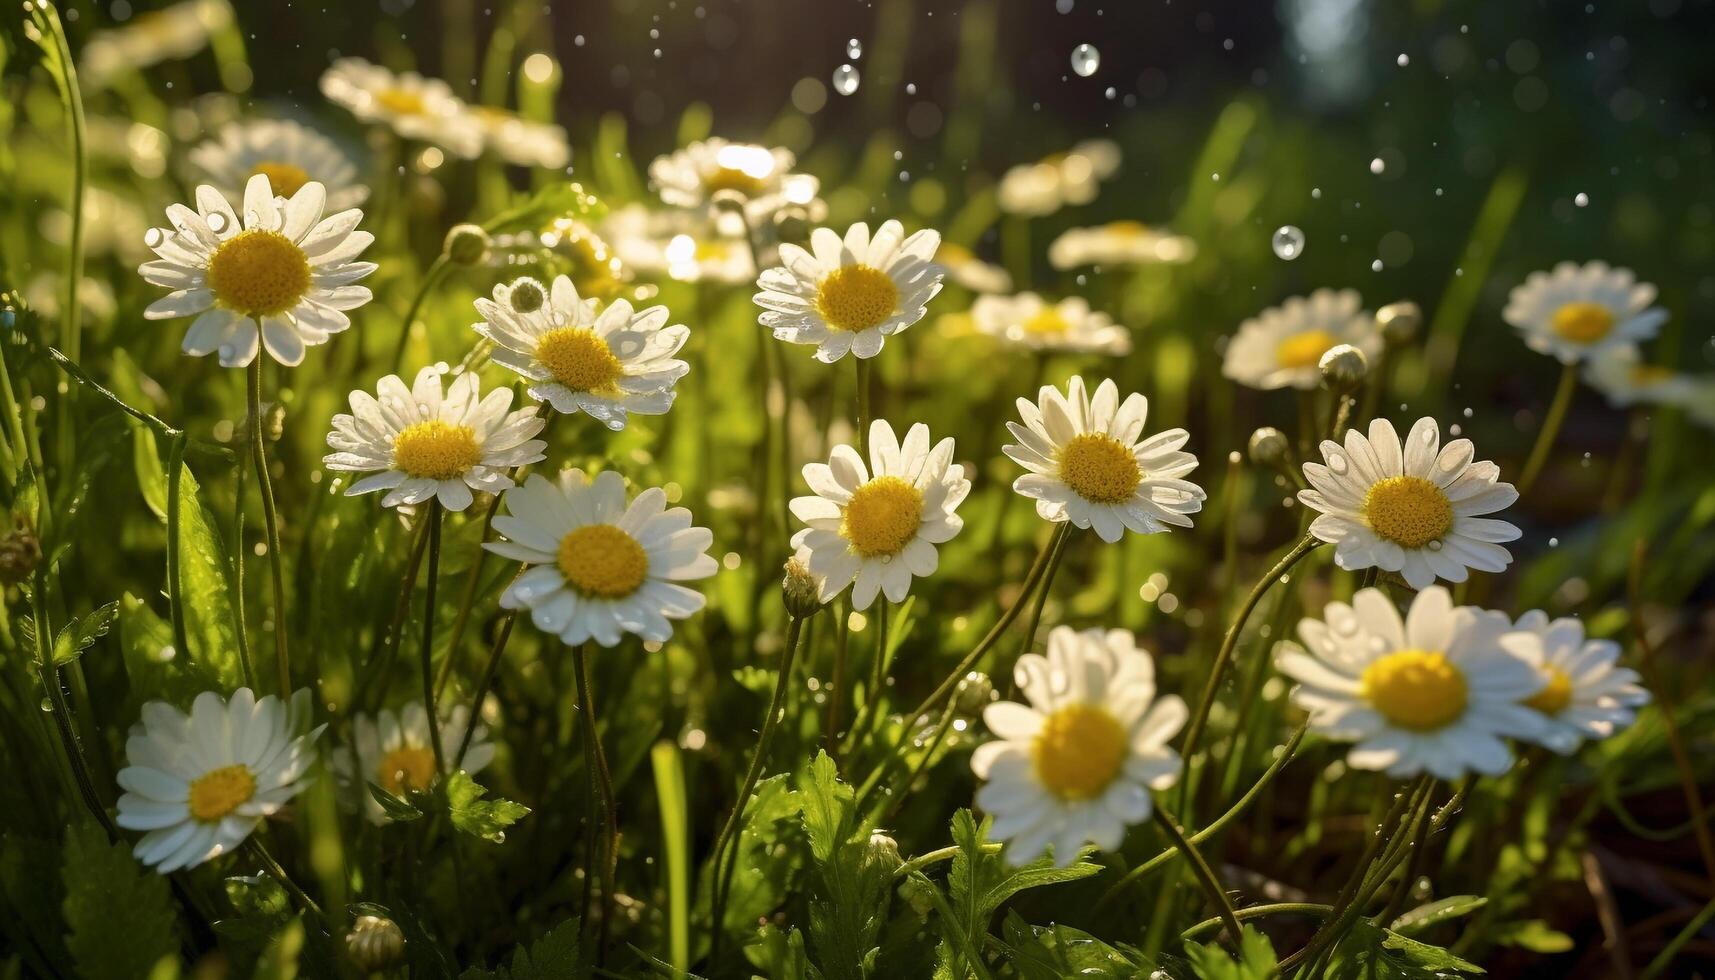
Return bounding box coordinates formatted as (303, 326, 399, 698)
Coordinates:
(144, 227, 166, 248)
(846, 38, 863, 59)
(206, 211, 229, 233)
(1071, 43, 1100, 77)
(1327, 451, 1348, 474)
(832, 64, 860, 95)
(1272, 225, 1305, 260)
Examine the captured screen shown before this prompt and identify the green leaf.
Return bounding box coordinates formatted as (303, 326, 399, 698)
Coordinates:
(481, 182, 605, 234)
(117, 593, 217, 707)
(458, 918, 581, 979)
(794, 752, 892, 980)
(367, 782, 426, 822)
(445, 770, 530, 843)
(1180, 925, 1277, 980)
(60, 823, 180, 980)
(1389, 895, 1487, 936)
(51, 600, 118, 665)
(1325, 921, 1484, 979)
(1493, 918, 1574, 954)
(996, 912, 1149, 980)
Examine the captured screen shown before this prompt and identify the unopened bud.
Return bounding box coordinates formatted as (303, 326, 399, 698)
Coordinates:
(506, 277, 546, 314)
(0, 528, 40, 585)
(954, 671, 993, 716)
(443, 223, 491, 266)
(345, 914, 405, 973)
(1248, 427, 1290, 469)
(866, 830, 902, 871)
(1376, 301, 1421, 345)
(1319, 344, 1368, 392)
(709, 188, 750, 214)
(781, 556, 825, 619)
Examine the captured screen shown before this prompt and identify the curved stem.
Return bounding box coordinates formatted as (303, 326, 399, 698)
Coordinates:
(1642, 893, 1715, 980)
(1152, 807, 1241, 943)
(390, 254, 452, 373)
(32, 588, 118, 837)
(1181, 903, 1331, 942)
(454, 604, 518, 770)
(1013, 521, 1072, 662)
(354, 518, 431, 709)
(421, 502, 446, 779)
(1515, 362, 1577, 496)
(573, 642, 619, 964)
(247, 356, 290, 695)
(164, 432, 206, 678)
(246, 838, 324, 919)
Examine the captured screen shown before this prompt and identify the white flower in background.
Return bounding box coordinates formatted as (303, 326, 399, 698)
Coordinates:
(485, 470, 718, 647)
(754, 220, 945, 362)
(333, 702, 495, 823)
(972, 626, 1184, 866)
(648, 138, 820, 224)
(1277, 587, 1546, 779)
(1582, 345, 1698, 409)
(971, 293, 1131, 356)
(473, 275, 691, 428)
(469, 106, 571, 169)
(320, 57, 483, 158)
(790, 419, 969, 610)
(323, 366, 547, 512)
(1004, 377, 1204, 543)
(78, 0, 230, 91)
(1500, 611, 1650, 754)
(602, 205, 756, 284)
(1503, 261, 1667, 364)
(116, 688, 322, 873)
(935, 241, 1012, 294)
(1299, 417, 1519, 590)
(996, 139, 1122, 217)
(1688, 382, 1715, 433)
(139, 174, 375, 367)
(1047, 222, 1196, 270)
(187, 118, 369, 211)
(1223, 289, 1381, 391)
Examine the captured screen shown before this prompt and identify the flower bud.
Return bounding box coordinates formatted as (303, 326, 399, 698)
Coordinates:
(866, 830, 902, 872)
(898, 875, 936, 921)
(506, 277, 547, 314)
(0, 527, 41, 585)
(953, 671, 993, 716)
(781, 556, 825, 620)
(1247, 427, 1290, 469)
(773, 206, 812, 247)
(345, 914, 405, 973)
(1376, 301, 1422, 345)
(442, 223, 491, 266)
(709, 188, 750, 213)
(1318, 344, 1368, 392)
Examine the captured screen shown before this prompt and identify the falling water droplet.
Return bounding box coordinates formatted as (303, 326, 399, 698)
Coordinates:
(1396, 53, 1410, 67)
(1056, 0, 1075, 11)
(1272, 225, 1305, 260)
(846, 38, 863, 59)
(1574, 192, 1589, 207)
(832, 64, 860, 95)
(1070, 43, 1100, 77)
(1369, 157, 1385, 175)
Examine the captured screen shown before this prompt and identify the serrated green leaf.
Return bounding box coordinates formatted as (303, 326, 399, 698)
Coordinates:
(458, 918, 581, 979)
(1390, 895, 1487, 936)
(1326, 921, 1484, 979)
(60, 823, 180, 980)
(52, 600, 118, 665)
(997, 912, 1148, 980)
(794, 752, 891, 980)
(1181, 924, 1276, 980)
(367, 781, 426, 822)
(445, 770, 529, 843)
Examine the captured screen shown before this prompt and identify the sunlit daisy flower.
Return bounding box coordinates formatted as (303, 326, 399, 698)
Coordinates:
(789, 419, 969, 610)
(1277, 586, 1546, 779)
(1503, 261, 1667, 364)
(602, 205, 755, 284)
(754, 220, 945, 362)
(1499, 611, 1650, 754)
(1222, 289, 1381, 391)
(139, 174, 376, 367)
(971, 292, 1131, 356)
(996, 139, 1122, 217)
(484, 470, 718, 647)
(116, 688, 322, 873)
(972, 626, 1184, 866)
(473, 275, 690, 428)
(187, 118, 369, 212)
(1299, 417, 1519, 590)
(1582, 345, 1698, 409)
(1004, 377, 1204, 543)
(935, 241, 1012, 294)
(333, 702, 495, 823)
(320, 57, 483, 158)
(469, 106, 571, 170)
(323, 366, 548, 512)
(1047, 221, 1196, 270)
(648, 138, 820, 224)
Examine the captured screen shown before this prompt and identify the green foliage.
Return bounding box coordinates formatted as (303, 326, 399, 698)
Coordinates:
(997, 912, 1151, 979)
(50, 599, 117, 665)
(1390, 895, 1487, 936)
(445, 770, 531, 843)
(1179, 925, 1278, 980)
(794, 751, 892, 980)
(1324, 921, 1484, 979)
(459, 919, 581, 980)
(59, 823, 179, 980)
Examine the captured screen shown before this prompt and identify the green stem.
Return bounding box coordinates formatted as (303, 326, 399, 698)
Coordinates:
(421, 502, 446, 779)
(1181, 903, 1332, 942)
(32, 587, 118, 837)
(1515, 362, 1578, 497)
(390, 254, 452, 373)
(1012, 520, 1071, 661)
(1151, 807, 1241, 943)
(573, 642, 619, 964)
(37, 0, 86, 466)
(246, 838, 324, 919)
(1641, 893, 1715, 980)
(353, 517, 431, 709)
(247, 356, 291, 695)
(855, 356, 873, 459)
(164, 432, 204, 678)
(454, 605, 517, 770)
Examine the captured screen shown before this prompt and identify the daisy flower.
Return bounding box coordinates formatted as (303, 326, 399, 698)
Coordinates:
(1503, 261, 1667, 364)
(323, 366, 548, 512)
(935, 241, 1012, 294)
(473, 275, 690, 428)
(186, 118, 369, 212)
(790, 420, 969, 609)
(116, 688, 322, 873)
(971, 292, 1131, 356)
(972, 626, 1184, 866)
(1003, 377, 1204, 543)
(603, 205, 756, 284)
(333, 701, 495, 823)
(484, 470, 718, 647)
(1047, 221, 1196, 270)
(1276, 586, 1546, 779)
(320, 57, 483, 158)
(469, 106, 571, 169)
(996, 139, 1122, 217)
(753, 220, 945, 363)
(139, 174, 375, 367)
(1582, 345, 1699, 409)
(1299, 417, 1520, 590)
(1500, 611, 1650, 754)
(1222, 289, 1381, 391)
(648, 138, 820, 224)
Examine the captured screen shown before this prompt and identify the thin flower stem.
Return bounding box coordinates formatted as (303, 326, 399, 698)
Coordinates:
(877, 697, 958, 824)
(844, 601, 890, 749)
(1151, 807, 1242, 944)
(825, 597, 850, 759)
(354, 517, 431, 709)
(454, 596, 520, 770)
(35, 0, 86, 465)
(421, 501, 447, 780)
(164, 432, 205, 678)
(246, 838, 324, 919)
(1515, 362, 1578, 496)
(573, 642, 619, 964)
(247, 356, 291, 695)
(390, 253, 452, 373)
(1012, 520, 1072, 662)
(31, 586, 118, 838)
(855, 356, 873, 459)
(1180, 903, 1332, 942)
(1641, 892, 1715, 980)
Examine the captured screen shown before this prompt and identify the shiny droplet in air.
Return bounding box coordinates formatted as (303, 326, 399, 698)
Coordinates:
(832, 64, 860, 96)
(1369, 157, 1385, 175)
(1272, 225, 1305, 261)
(846, 38, 863, 59)
(1071, 44, 1100, 77)
(1574, 192, 1589, 207)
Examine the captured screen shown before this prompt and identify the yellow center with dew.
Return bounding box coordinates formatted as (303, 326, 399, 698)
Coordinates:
(392, 420, 483, 480)
(1550, 301, 1615, 344)
(207, 229, 312, 317)
(557, 524, 650, 598)
(249, 161, 311, 198)
(1057, 433, 1141, 504)
(1523, 666, 1573, 715)
(536, 327, 623, 393)
(1022, 307, 1070, 336)
(1275, 329, 1337, 370)
(1033, 703, 1128, 801)
(1361, 650, 1467, 731)
(703, 165, 770, 197)
(840, 476, 923, 558)
(377, 745, 437, 795)
(375, 87, 427, 115)
(1362, 475, 1453, 549)
(816, 265, 899, 333)
(187, 764, 256, 822)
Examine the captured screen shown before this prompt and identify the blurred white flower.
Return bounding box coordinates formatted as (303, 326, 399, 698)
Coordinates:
(997, 139, 1121, 217)
(1503, 261, 1667, 364)
(1048, 221, 1195, 269)
(934, 241, 1012, 294)
(333, 702, 495, 823)
(971, 292, 1130, 355)
(469, 106, 571, 169)
(188, 118, 368, 211)
(649, 138, 820, 225)
(1223, 289, 1380, 391)
(1582, 345, 1699, 409)
(320, 58, 484, 158)
(1500, 611, 1649, 754)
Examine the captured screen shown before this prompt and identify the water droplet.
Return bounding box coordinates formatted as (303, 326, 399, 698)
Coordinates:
(832, 64, 860, 95)
(1369, 157, 1385, 175)
(1056, 0, 1075, 11)
(1428, 540, 1442, 551)
(144, 227, 166, 248)
(1272, 225, 1305, 260)
(1327, 451, 1348, 474)
(1104, 86, 1117, 100)
(1371, 259, 1384, 272)
(1311, 187, 1322, 199)
(846, 38, 863, 59)
(1396, 53, 1410, 67)
(206, 211, 229, 233)
(1071, 43, 1100, 77)
(1548, 537, 1560, 547)
(1574, 192, 1589, 207)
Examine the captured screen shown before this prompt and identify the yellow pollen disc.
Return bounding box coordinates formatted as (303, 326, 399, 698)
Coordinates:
(1275, 329, 1337, 370)
(535, 327, 624, 394)
(392, 420, 484, 480)
(249, 161, 311, 198)
(936, 242, 974, 264)
(1057, 433, 1142, 504)
(815, 265, 899, 333)
(377, 745, 438, 795)
(703, 165, 770, 197)
(187, 764, 256, 822)
(1022, 307, 1070, 336)
(206, 229, 312, 317)
(1362, 475, 1454, 549)
(558, 524, 650, 598)
(375, 87, 427, 115)
(1629, 364, 1674, 386)
(840, 476, 924, 558)
(1106, 220, 1150, 237)
(1361, 650, 1467, 731)
(1523, 666, 1573, 716)
(1550, 301, 1616, 344)
(1033, 703, 1127, 801)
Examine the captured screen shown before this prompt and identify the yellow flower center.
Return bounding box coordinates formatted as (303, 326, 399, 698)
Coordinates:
(1022, 307, 1070, 336)
(1361, 650, 1468, 731)
(1523, 666, 1573, 716)
(936, 242, 974, 264)
(1275, 329, 1337, 370)
(1057, 433, 1141, 504)
(1629, 364, 1674, 387)
(392, 420, 484, 480)
(375, 87, 427, 115)
(816, 265, 899, 333)
(554, 224, 625, 301)
(557, 524, 650, 598)
(535, 327, 624, 394)
(1362, 475, 1454, 549)
(1550, 302, 1616, 344)
(187, 764, 256, 822)
(206, 229, 312, 317)
(703, 165, 770, 197)
(1033, 703, 1128, 801)
(249, 161, 311, 198)
(840, 475, 923, 558)
(1105, 220, 1150, 237)
(377, 744, 438, 796)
